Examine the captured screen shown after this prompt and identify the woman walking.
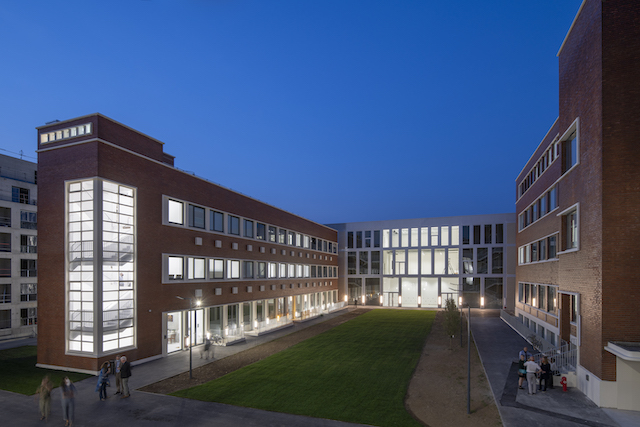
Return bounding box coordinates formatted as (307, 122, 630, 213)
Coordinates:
(60, 377, 76, 427)
(35, 375, 52, 420)
(96, 361, 111, 401)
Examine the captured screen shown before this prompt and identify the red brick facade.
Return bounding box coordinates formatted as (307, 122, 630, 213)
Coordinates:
(36, 114, 339, 372)
(516, 0, 640, 388)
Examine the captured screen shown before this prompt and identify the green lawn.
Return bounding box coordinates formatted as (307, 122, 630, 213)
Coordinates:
(0, 346, 91, 395)
(173, 309, 435, 427)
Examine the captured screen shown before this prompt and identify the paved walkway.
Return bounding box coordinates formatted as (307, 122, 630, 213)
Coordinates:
(1, 307, 639, 426)
(470, 309, 640, 427)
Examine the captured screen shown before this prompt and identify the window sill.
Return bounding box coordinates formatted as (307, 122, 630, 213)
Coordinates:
(557, 247, 579, 255)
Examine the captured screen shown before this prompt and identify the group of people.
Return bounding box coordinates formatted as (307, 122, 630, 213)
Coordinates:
(35, 376, 77, 426)
(517, 346, 555, 395)
(95, 355, 132, 400)
(35, 355, 132, 426)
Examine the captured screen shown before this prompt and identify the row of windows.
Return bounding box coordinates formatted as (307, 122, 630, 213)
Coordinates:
(0, 259, 36, 278)
(375, 224, 505, 248)
(167, 198, 337, 253)
(519, 141, 558, 198)
(0, 308, 37, 329)
(347, 230, 381, 249)
(0, 234, 37, 253)
(11, 186, 33, 205)
(40, 123, 92, 144)
(167, 255, 337, 282)
(519, 235, 558, 265)
(0, 208, 37, 230)
(0, 283, 37, 304)
(518, 315, 557, 347)
(519, 186, 558, 230)
(518, 282, 558, 315)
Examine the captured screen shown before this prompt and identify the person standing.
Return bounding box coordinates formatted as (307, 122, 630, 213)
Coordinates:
(539, 356, 552, 391)
(120, 356, 132, 398)
(60, 377, 76, 427)
(114, 354, 122, 395)
(517, 354, 526, 389)
(95, 361, 111, 401)
(524, 356, 541, 395)
(519, 346, 532, 360)
(36, 375, 53, 421)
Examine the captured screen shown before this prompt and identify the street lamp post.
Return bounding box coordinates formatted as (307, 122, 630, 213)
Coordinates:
(176, 296, 201, 379)
(466, 303, 471, 415)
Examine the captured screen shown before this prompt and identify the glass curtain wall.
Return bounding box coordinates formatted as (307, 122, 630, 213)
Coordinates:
(67, 179, 136, 356)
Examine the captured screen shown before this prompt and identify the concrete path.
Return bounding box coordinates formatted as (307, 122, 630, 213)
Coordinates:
(470, 309, 640, 427)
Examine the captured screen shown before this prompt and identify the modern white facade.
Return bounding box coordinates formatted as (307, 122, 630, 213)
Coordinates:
(0, 153, 37, 340)
(328, 213, 516, 310)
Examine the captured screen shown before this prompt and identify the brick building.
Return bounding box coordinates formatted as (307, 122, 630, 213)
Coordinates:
(35, 114, 340, 373)
(514, 0, 640, 410)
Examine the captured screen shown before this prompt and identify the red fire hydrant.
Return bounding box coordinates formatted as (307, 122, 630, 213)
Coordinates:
(560, 376, 568, 392)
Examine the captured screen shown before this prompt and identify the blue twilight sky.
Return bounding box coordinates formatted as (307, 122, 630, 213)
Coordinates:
(0, 0, 582, 224)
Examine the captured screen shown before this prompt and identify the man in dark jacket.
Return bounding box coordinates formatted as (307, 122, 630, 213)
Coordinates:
(120, 356, 132, 398)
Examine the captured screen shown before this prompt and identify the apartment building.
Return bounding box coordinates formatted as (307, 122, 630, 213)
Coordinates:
(0, 153, 37, 340)
(515, 0, 640, 410)
(35, 114, 340, 373)
(329, 213, 516, 310)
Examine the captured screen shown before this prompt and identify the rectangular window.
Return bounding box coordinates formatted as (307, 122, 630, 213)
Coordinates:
(564, 210, 578, 250)
(451, 226, 459, 245)
(395, 250, 406, 275)
(210, 259, 224, 279)
(168, 256, 183, 280)
(401, 228, 409, 247)
(0, 207, 10, 228)
(462, 226, 470, 245)
(495, 224, 503, 244)
(441, 227, 449, 246)
(20, 283, 38, 301)
(243, 261, 254, 278)
(359, 251, 369, 274)
(268, 226, 276, 242)
(383, 250, 393, 275)
(188, 205, 205, 229)
(269, 262, 277, 278)
(187, 258, 205, 279)
(539, 238, 546, 260)
(256, 223, 266, 240)
(278, 229, 286, 244)
(0, 233, 10, 252)
(548, 235, 557, 258)
(286, 231, 293, 246)
(356, 231, 363, 248)
(473, 225, 481, 245)
(227, 260, 240, 279)
(374, 230, 380, 248)
(0, 309, 10, 329)
(531, 242, 538, 262)
(477, 248, 487, 274)
(562, 132, 578, 173)
(348, 252, 356, 275)
(365, 230, 371, 248)
(257, 262, 266, 278)
(571, 294, 578, 323)
(228, 216, 240, 235)
(347, 232, 354, 248)
(20, 211, 37, 230)
(392, 229, 399, 247)
(383, 230, 390, 248)
(549, 187, 557, 211)
(547, 287, 556, 313)
(21, 259, 36, 277)
(311, 265, 317, 278)
(0, 283, 10, 303)
(371, 251, 380, 274)
(211, 211, 224, 232)
(484, 225, 492, 244)
(21, 307, 37, 326)
(279, 263, 287, 278)
(407, 249, 418, 275)
(20, 235, 36, 253)
(538, 286, 546, 311)
(168, 200, 184, 225)
(430, 227, 439, 246)
(492, 247, 503, 274)
(462, 248, 473, 274)
(243, 219, 253, 238)
(12, 187, 29, 204)
(411, 228, 419, 247)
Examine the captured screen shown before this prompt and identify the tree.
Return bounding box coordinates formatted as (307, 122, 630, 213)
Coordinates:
(443, 298, 460, 349)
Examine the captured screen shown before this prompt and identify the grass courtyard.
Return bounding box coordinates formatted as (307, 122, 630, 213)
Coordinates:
(0, 346, 91, 395)
(173, 309, 435, 427)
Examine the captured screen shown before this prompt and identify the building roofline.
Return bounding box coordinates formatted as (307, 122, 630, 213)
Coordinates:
(515, 117, 559, 182)
(36, 113, 166, 147)
(36, 137, 337, 234)
(557, 0, 587, 57)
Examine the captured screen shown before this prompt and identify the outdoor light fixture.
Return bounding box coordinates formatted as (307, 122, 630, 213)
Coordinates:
(418, 296, 422, 305)
(361, 295, 365, 304)
(458, 296, 462, 306)
(438, 296, 442, 306)
(532, 297, 536, 306)
(481, 297, 485, 307)
(344, 295, 348, 302)
(398, 295, 402, 305)
(379, 295, 383, 304)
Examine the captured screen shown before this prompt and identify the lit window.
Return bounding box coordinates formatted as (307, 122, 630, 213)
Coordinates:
(168, 200, 183, 225)
(187, 258, 205, 279)
(227, 260, 240, 279)
(168, 257, 183, 280)
(210, 259, 224, 279)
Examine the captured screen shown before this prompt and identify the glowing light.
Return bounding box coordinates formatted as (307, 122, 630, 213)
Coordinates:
(418, 296, 422, 305)
(481, 297, 485, 307)
(438, 296, 442, 306)
(458, 296, 462, 306)
(344, 295, 348, 302)
(398, 295, 402, 305)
